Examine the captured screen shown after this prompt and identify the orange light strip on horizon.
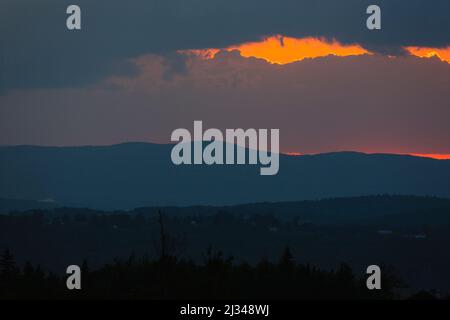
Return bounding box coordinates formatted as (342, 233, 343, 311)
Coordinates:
(411, 154, 450, 160)
(282, 152, 450, 160)
(284, 152, 303, 156)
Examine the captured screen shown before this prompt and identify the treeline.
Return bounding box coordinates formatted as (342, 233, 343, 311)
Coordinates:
(0, 247, 405, 300)
(2, 208, 450, 297)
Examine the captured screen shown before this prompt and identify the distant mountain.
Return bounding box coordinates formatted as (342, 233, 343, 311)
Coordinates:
(134, 195, 450, 225)
(1, 142, 450, 210)
(0, 198, 57, 213)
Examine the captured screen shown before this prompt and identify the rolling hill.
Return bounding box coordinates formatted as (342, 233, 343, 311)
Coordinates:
(1, 142, 450, 210)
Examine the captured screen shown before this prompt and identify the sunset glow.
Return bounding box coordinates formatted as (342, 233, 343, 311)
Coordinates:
(181, 36, 371, 64)
(284, 152, 303, 156)
(229, 36, 370, 64)
(283, 152, 450, 160)
(406, 46, 450, 64)
(411, 154, 450, 160)
(181, 36, 450, 66)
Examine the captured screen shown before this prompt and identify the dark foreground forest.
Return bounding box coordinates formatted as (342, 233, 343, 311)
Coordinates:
(1, 195, 450, 299)
(0, 247, 407, 300)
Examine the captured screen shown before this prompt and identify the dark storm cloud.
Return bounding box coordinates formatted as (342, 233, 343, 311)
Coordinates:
(1, 0, 449, 91)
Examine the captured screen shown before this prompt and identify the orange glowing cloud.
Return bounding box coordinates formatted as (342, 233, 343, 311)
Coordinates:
(229, 36, 371, 64)
(181, 36, 450, 65)
(406, 46, 450, 64)
(181, 35, 370, 64)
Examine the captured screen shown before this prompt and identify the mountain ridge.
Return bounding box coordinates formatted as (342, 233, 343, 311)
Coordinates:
(1, 142, 450, 209)
(1, 142, 449, 161)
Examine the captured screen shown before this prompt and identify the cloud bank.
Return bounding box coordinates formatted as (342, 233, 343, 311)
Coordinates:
(1, 0, 449, 91)
(1, 52, 449, 154)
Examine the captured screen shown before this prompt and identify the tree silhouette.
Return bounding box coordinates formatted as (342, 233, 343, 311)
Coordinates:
(153, 210, 185, 262)
(0, 249, 17, 276)
(278, 246, 295, 272)
(0, 247, 426, 300)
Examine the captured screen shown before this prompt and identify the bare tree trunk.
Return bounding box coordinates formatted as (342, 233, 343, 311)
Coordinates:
(158, 210, 167, 261)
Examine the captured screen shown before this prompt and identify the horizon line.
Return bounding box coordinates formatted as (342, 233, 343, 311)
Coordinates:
(1, 141, 449, 160)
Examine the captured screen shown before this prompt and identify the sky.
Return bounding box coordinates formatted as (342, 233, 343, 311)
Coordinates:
(1, 0, 449, 156)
